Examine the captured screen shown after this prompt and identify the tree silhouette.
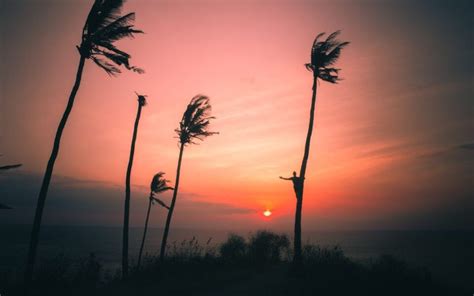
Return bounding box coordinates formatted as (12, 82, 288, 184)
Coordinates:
(25, 0, 143, 284)
(123, 94, 147, 277)
(291, 31, 349, 265)
(159, 95, 218, 261)
(137, 172, 173, 269)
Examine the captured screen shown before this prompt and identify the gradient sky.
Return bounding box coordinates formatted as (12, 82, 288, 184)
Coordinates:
(1, 0, 472, 231)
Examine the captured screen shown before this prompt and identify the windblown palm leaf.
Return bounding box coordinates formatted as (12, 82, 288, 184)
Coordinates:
(150, 172, 174, 195)
(176, 95, 218, 145)
(150, 172, 173, 209)
(305, 30, 349, 83)
(79, 0, 144, 75)
(0, 164, 22, 170)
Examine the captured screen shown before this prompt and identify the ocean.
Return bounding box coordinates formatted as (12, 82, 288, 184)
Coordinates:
(1, 225, 472, 289)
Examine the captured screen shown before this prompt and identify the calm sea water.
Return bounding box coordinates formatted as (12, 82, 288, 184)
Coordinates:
(1, 225, 472, 289)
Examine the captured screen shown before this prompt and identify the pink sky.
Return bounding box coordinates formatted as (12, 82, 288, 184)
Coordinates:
(1, 0, 472, 230)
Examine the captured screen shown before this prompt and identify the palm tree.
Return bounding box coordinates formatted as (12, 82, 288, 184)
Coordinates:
(137, 172, 173, 269)
(123, 93, 147, 277)
(25, 0, 143, 283)
(159, 95, 218, 261)
(293, 31, 349, 264)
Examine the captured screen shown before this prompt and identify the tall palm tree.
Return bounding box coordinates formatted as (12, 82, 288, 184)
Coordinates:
(159, 95, 218, 261)
(293, 31, 349, 264)
(137, 172, 173, 269)
(25, 0, 143, 284)
(123, 93, 147, 277)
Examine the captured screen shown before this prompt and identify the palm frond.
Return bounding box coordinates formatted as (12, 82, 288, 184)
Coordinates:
(176, 95, 218, 145)
(306, 30, 349, 83)
(95, 41, 130, 57)
(96, 0, 125, 28)
(100, 50, 130, 67)
(79, 1, 143, 75)
(91, 55, 121, 76)
(150, 172, 174, 194)
(152, 197, 170, 210)
(0, 164, 22, 171)
(92, 13, 140, 43)
(323, 41, 349, 67)
(84, 0, 125, 36)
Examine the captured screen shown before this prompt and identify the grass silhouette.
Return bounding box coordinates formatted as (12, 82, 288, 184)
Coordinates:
(1, 231, 465, 296)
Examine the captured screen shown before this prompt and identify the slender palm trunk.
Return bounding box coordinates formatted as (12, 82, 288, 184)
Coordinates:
(160, 143, 184, 261)
(122, 101, 144, 277)
(137, 192, 153, 269)
(24, 56, 86, 284)
(294, 75, 318, 264)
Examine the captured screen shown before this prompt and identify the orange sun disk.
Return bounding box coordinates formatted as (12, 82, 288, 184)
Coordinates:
(263, 210, 272, 217)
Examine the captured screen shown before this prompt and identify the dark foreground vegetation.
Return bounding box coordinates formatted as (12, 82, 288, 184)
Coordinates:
(0, 231, 465, 296)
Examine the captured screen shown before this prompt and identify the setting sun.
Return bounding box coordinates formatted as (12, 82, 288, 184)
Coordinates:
(263, 210, 272, 217)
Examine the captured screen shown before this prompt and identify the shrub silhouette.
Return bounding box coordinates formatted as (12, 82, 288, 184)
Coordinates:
(1, 231, 464, 296)
(74, 253, 102, 289)
(219, 234, 247, 262)
(248, 231, 290, 264)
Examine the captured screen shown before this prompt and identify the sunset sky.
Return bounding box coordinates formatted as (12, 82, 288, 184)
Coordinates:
(1, 0, 472, 231)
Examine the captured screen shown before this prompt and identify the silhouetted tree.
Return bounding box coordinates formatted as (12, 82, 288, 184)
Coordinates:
(137, 172, 173, 269)
(25, 0, 143, 284)
(293, 31, 349, 265)
(159, 95, 218, 261)
(123, 94, 147, 277)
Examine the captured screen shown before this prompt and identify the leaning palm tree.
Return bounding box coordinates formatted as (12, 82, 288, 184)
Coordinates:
(25, 0, 143, 284)
(123, 93, 147, 277)
(137, 172, 173, 269)
(159, 95, 218, 261)
(293, 31, 349, 264)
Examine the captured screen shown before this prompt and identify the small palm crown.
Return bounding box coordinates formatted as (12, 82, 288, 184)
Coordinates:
(150, 172, 173, 194)
(176, 95, 218, 146)
(305, 31, 349, 83)
(150, 172, 173, 206)
(78, 0, 144, 75)
(136, 93, 147, 107)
